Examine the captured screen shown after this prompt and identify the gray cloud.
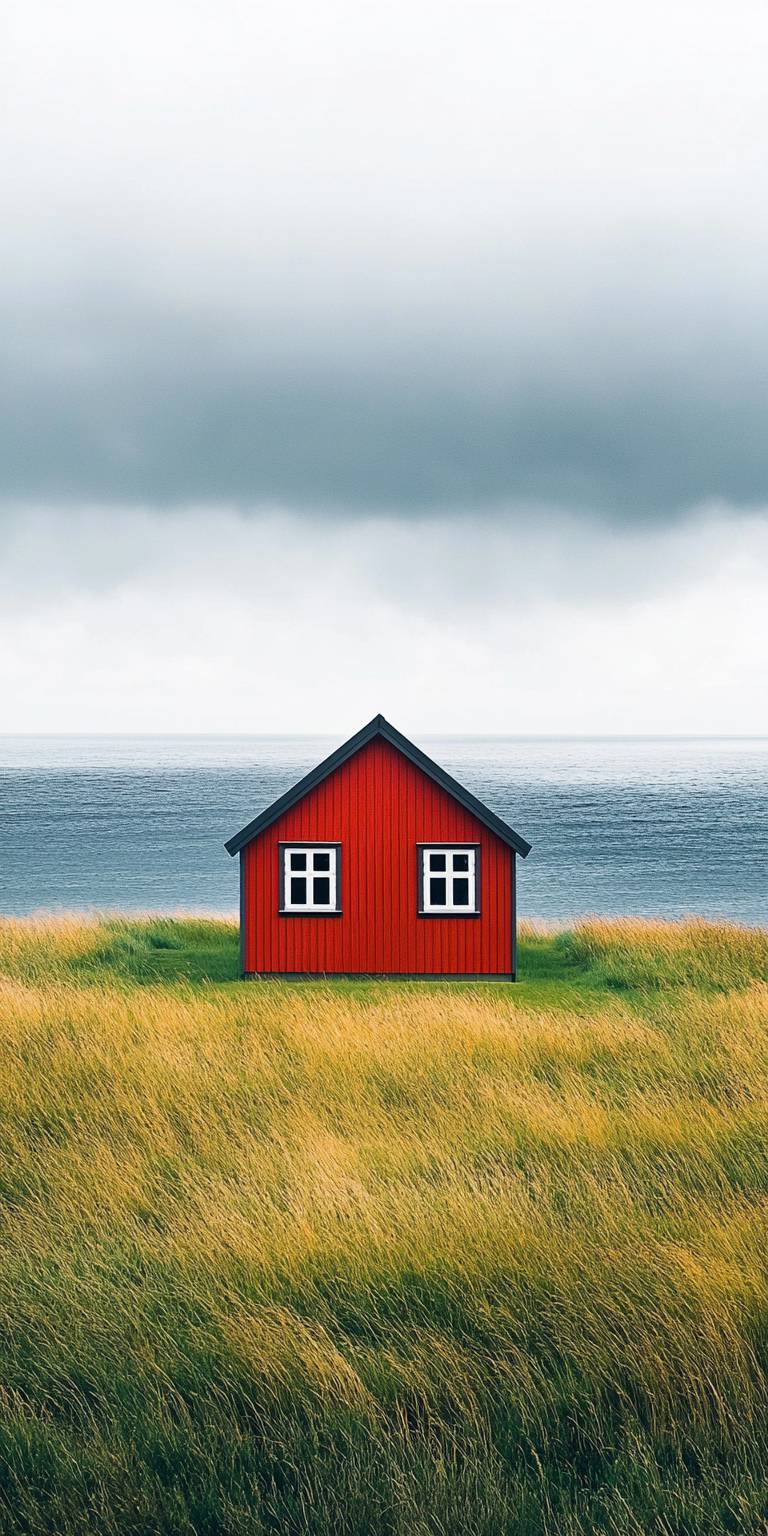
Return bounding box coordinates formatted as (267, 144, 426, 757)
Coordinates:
(3, 0, 768, 521)
(2, 291, 768, 516)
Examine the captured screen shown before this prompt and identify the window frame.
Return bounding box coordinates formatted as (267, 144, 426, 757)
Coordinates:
(417, 843, 480, 917)
(279, 842, 342, 915)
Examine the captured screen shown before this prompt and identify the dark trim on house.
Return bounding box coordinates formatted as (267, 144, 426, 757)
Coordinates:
(225, 715, 532, 858)
(278, 841, 342, 915)
(416, 841, 481, 916)
(241, 972, 515, 982)
(511, 851, 517, 982)
(239, 850, 245, 979)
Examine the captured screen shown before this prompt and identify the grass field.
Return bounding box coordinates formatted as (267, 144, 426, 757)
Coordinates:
(1, 915, 768, 1535)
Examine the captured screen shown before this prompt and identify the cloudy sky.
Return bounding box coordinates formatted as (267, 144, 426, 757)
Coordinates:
(2, 0, 767, 732)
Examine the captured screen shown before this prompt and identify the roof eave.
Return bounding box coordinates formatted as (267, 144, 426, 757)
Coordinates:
(224, 715, 385, 855)
(375, 718, 532, 857)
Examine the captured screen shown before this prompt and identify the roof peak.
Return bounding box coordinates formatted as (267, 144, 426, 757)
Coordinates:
(225, 715, 532, 858)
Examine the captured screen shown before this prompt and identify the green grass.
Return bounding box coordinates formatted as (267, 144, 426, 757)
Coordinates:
(0, 914, 767, 1535)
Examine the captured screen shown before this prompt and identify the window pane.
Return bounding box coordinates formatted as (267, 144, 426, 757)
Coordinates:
(453, 853, 469, 872)
(290, 876, 307, 904)
(313, 851, 331, 871)
(429, 853, 446, 871)
(313, 877, 331, 905)
(290, 852, 307, 871)
(429, 877, 447, 905)
(453, 877, 470, 906)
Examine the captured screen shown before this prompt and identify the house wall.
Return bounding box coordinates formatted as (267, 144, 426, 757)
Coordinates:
(241, 735, 514, 976)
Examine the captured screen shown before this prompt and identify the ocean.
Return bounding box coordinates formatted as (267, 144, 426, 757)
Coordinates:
(0, 735, 766, 924)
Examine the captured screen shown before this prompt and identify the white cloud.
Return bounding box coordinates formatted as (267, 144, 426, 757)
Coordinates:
(6, 0, 768, 289)
(1, 503, 765, 732)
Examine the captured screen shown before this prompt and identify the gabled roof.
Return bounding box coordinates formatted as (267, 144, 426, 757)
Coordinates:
(225, 714, 532, 857)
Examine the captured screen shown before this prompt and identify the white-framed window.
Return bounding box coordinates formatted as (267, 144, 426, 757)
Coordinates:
(418, 844, 479, 914)
(280, 844, 341, 914)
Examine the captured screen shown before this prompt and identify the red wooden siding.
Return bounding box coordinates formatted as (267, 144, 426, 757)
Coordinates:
(242, 735, 513, 975)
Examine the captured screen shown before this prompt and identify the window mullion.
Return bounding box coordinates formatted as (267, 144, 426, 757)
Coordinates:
(420, 846, 477, 915)
(282, 845, 336, 911)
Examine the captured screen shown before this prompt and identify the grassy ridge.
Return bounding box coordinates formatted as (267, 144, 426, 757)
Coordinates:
(0, 917, 767, 1534)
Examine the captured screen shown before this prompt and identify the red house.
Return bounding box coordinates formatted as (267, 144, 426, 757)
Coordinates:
(225, 715, 531, 980)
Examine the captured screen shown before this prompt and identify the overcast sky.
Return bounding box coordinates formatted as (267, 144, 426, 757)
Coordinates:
(2, 0, 767, 731)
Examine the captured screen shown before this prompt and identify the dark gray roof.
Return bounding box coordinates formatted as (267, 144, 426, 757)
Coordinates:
(225, 714, 532, 857)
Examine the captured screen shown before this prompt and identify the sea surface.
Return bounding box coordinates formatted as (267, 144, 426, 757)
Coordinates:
(0, 736, 766, 924)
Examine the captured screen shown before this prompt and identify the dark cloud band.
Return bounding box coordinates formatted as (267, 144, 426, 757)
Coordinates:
(2, 299, 768, 519)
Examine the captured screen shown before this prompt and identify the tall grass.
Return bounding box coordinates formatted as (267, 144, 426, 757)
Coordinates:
(563, 915, 768, 991)
(0, 916, 767, 1534)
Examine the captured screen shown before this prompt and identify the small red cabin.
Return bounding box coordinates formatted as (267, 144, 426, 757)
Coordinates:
(225, 715, 531, 980)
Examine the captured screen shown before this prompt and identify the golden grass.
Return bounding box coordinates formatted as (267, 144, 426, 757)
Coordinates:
(567, 914, 768, 990)
(0, 914, 767, 1534)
